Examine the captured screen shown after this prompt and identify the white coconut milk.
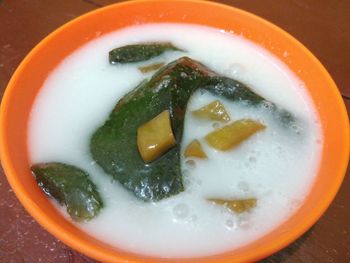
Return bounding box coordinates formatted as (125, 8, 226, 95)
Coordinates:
(28, 24, 322, 258)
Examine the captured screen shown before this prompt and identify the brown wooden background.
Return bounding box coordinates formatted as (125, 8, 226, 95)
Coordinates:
(0, 1, 349, 262)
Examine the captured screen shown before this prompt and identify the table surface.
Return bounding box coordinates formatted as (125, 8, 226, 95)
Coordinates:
(0, 0, 349, 262)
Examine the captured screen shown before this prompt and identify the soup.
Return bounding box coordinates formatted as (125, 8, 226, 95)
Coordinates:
(28, 24, 322, 258)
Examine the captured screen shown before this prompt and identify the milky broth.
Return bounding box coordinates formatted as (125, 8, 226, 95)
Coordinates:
(28, 24, 322, 258)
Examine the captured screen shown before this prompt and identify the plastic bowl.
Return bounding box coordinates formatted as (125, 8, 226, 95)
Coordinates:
(0, 1, 349, 262)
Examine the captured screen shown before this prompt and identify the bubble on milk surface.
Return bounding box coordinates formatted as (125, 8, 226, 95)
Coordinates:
(261, 101, 274, 111)
(223, 63, 245, 77)
(225, 218, 236, 230)
(291, 123, 303, 134)
(237, 181, 250, 192)
(248, 156, 257, 164)
(185, 159, 196, 169)
(182, 169, 191, 177)
(212, 122, 220, 129)
(173, 203, 190, 220)
(238, 215, 251, 230)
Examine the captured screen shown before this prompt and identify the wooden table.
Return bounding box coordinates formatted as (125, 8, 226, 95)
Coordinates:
(0, 1, 349, 262)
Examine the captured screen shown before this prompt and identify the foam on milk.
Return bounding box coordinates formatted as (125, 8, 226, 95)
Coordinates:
(28, 24, 322, 258)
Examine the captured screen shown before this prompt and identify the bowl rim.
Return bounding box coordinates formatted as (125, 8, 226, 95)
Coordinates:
(1, 0, 349, 262)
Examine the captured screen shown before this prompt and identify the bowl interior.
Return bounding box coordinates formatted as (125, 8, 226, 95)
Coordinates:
(1, 1, 349, 262)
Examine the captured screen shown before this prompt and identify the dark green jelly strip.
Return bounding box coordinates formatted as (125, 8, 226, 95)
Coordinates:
(91, 56, 296, 202)
(109, 42, 184, 64)
(31, 162, 103, 221)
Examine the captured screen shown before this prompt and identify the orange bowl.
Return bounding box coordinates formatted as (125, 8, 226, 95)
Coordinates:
(0, 1, 349, 262)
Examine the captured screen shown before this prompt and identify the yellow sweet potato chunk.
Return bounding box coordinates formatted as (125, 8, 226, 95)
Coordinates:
(205, 119, 266, 151)
(184, 139, 207, 159)
(192, 100, 230, 122)
(138, 62, 165, 73)
(137, 110, 176, 163)
(208, 198, 257, 213)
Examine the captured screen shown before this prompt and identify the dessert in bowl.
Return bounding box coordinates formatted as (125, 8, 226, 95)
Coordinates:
(0, 1, 348, 262)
